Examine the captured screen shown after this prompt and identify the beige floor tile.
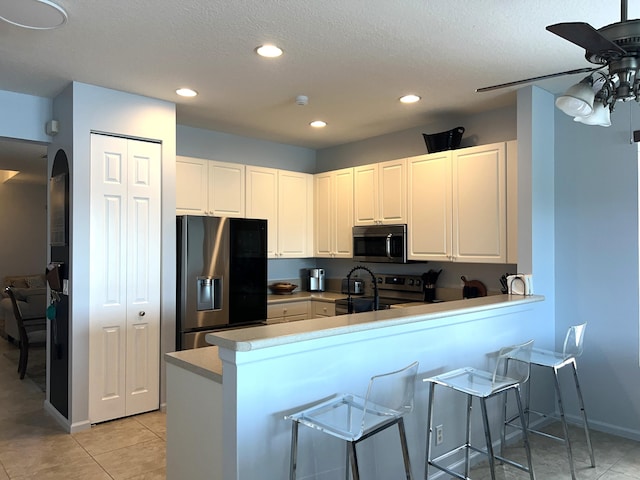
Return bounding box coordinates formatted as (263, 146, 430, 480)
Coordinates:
(127, 466, 166, 480)
(134, 410, 167, 439)
(609, 445, 640, 477)
(0, 463, 8, 480)
(0, 433, 91, 478)
(73, 416, 161, 456)
(94, 438, 165, 480)
(10, 455, 112, 480)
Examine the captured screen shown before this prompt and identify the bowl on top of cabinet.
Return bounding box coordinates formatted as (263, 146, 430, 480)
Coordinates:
(269, 283, 298, 294)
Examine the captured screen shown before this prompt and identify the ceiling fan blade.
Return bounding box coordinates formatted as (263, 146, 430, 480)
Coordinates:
(476, 67, 600, 93)
(546, 22, 626, 57)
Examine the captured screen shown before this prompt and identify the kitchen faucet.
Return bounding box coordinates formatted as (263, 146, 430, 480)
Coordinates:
(346, 265, 379, 313)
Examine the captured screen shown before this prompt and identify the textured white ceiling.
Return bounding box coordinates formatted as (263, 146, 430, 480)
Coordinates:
(0, 0, 637, 152)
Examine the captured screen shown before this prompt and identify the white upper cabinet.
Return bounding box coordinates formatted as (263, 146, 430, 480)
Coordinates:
(408, 142, 511, 263)
(354, 159, 406, 225)
(176, 156, 245, 217)
(453, 142, 507, 263)
(246, 166, 313, 258)
(314, 168, 353, 258)
(176, 156, 208, 215)
(407, 152, 452, 261)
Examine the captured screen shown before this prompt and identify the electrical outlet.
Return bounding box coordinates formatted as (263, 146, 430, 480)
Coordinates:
(436, 424, 444, 445)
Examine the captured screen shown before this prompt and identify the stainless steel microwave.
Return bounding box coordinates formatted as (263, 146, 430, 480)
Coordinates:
(352, 224, 408, 263)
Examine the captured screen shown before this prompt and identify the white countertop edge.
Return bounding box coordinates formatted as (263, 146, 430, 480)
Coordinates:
(207, 294, 545, 352)
(267, 291, 346, 304)
(165, 346, 223, 383)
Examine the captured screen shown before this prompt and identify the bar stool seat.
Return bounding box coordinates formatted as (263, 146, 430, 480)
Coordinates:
(517, 323, 595, 480)
(285, 361, 419, 480)
(424, 340, 535, 480)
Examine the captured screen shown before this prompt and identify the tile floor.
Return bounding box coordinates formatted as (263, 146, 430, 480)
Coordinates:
(1, 335, 639, 479)
(0, 338, 165, 479)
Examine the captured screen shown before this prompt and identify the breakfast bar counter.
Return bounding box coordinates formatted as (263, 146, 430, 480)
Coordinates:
(166, 293, 549, 480)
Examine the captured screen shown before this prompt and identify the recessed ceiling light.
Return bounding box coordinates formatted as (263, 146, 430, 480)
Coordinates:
(256, 44, 283, 58)
(400, 94, 421, 104)
(310, 120, 327, 128)
(0, 0, 67, 30)
(176, 88, 198, 97)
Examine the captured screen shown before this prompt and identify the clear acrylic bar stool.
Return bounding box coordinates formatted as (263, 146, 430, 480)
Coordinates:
(510, 323, 595, 480)
(424, 340, 535, 480)
(285, 361, 419, 480)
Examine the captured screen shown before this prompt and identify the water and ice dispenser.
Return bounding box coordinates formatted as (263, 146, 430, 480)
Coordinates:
(196, 276, 222, 311)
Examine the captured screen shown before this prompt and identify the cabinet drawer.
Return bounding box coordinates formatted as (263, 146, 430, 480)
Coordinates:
(312, 302, 335, 317)
(267, 301, 309, 319)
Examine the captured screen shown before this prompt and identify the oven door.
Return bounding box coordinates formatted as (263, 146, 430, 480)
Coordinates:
(352, 224, 407, 263)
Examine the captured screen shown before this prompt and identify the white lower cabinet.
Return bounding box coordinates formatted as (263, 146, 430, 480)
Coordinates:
(89, 134, 161, 423)
(267, 301, 311, 323)
(408, 141, 511, 263)
(311, 301, 335, 318)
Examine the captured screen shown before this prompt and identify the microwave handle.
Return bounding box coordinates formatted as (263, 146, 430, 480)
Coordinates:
(386, 233, 393, 259)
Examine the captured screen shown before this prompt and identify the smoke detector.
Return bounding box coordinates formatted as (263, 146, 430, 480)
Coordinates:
(295, 95, 309, 106)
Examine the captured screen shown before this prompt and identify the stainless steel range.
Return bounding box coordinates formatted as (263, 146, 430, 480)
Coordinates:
(335, 273, 429, 315)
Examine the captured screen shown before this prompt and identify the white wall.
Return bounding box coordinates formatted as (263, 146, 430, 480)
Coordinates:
(555, 100, 640, 439)
(0, 182, 47, 281)
(50, 82, 176, 432)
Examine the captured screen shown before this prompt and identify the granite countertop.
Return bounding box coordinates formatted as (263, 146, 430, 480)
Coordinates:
(207, 294, 545, 352)
(165, 346, 223, 383)
(267, 291, 346, 304)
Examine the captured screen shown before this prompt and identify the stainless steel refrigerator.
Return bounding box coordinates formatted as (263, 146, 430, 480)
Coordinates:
(176, 215, 267, 350)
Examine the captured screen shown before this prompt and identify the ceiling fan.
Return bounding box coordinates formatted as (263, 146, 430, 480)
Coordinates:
(477, 0, 640, 126)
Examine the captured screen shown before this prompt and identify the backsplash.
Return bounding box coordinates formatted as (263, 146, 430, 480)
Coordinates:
(268, 258, 517, 296)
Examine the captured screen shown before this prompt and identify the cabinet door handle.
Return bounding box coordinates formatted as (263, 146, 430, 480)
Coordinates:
(139, 311, 146, 317)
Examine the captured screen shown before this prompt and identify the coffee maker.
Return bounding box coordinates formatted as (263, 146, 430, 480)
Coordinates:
(307, 268, 325, 292)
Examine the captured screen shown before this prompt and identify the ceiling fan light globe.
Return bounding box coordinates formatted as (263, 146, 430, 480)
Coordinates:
(573, 102, 611, 127)
(556, 95, 594, 116)
(556, 80, 596, 116)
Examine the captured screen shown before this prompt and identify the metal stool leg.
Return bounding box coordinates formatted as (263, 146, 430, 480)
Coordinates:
(289, 421, 299, 480)
(424, 381, 435, 480)
(571, 360, 596, 468)
(397, 417, 413, 480)
(465, 394, 472, 478)
(480, 397, 497, 480)
(553, 366, 577, 480)
(347, 441, 360, 480)
(514, 385, 536, 480)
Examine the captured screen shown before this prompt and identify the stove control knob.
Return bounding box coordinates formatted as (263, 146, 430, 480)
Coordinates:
(408, 279, 414, 286)
(416, 280, 421, 287)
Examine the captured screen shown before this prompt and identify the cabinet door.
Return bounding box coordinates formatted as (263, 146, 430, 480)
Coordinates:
(314, 172, 333, 257)
(89, 134, 160, 423)
(315, 168, 353, 258)
(246, 166, 278, 257)
(333, 168, 354, 257)
(208, 161, 245, 217)
(407, 153, 452, 261)
(453, 142, 506, 263)
(176, 156, 208, 215)
(378, 159, 406, 224)
(278, 170, 313, 258)
(353, 164, 378, 225)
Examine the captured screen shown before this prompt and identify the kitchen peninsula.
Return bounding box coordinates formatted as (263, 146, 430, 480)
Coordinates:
(165, 293, 547, 480)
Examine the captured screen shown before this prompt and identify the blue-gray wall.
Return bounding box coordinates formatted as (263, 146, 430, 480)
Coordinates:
(555, 101, 640, 438)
